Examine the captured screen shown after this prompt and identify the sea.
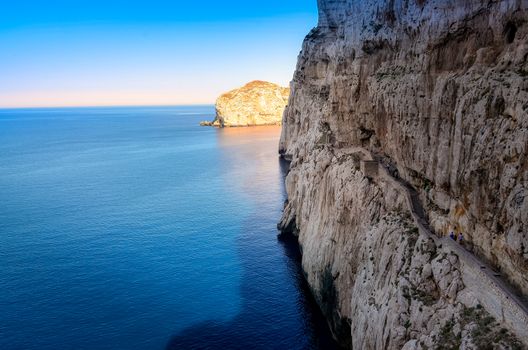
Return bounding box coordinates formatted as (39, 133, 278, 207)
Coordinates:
(0, 106, 339, 350)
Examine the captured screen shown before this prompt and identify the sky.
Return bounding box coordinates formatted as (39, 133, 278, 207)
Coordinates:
(0, 1, 318, 108)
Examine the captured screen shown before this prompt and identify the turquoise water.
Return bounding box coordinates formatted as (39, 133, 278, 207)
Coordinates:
(0, 106, 337, 349)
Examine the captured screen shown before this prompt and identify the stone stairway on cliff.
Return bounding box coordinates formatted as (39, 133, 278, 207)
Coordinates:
(355, 149, 528, 341)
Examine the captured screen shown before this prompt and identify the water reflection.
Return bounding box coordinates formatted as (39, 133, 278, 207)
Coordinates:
(166, 126, 338, 349)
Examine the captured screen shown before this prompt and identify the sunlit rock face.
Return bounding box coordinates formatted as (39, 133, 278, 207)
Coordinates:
(212, 81, 289, 127)
(279, 0, 528, 348)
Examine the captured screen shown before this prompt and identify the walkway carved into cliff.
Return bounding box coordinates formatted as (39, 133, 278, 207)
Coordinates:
(352, 147, 528, 341)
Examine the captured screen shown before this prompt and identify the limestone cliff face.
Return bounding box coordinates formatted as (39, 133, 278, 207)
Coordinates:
(279, 0, 528, 348)
(212, 81, 289, 127)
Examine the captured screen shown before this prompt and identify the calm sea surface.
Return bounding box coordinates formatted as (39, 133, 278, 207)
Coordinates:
(0, 106, 338, 350)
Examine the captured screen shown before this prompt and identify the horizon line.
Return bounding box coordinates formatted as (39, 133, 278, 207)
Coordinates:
(0, 102, 216, 111)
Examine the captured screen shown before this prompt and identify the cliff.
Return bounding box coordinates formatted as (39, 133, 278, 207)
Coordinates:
(279, 0, 528, 348)
(210, 80, 289, 127)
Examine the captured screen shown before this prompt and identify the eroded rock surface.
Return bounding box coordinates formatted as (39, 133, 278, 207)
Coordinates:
(211, 80, 289, 127)
(279, 0, 528, 348)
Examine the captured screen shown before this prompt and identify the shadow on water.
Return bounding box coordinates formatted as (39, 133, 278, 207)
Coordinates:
(166, 150, 340, 349)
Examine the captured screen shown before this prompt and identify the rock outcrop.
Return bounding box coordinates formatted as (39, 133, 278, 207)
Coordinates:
(279, 0, 528, 348)
(210, 81, 289, 127)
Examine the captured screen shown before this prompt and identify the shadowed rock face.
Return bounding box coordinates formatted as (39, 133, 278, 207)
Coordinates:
(279, 0, 528, 348)
(212, 81, 290, 127)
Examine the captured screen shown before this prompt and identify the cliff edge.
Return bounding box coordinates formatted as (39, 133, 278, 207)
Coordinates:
(208, 80, 289, 127)
(279, 0, 528, 348)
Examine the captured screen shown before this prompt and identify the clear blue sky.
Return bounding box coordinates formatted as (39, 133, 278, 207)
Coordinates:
(0, 1, 318, 107)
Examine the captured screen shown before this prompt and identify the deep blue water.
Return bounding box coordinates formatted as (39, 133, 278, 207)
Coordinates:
(0, 106, 338, 350)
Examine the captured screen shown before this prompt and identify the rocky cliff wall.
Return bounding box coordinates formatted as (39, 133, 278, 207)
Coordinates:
(279, 0, 528, 348)
(279, 148, 526, 348)
(212, 80, 289, 127)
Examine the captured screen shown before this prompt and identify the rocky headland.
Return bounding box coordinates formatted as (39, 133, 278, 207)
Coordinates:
(278, 0, 528, 349)
(202, 80, 289, 127)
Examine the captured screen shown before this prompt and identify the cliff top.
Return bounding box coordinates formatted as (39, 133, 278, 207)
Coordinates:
(218, 80, 289, 101)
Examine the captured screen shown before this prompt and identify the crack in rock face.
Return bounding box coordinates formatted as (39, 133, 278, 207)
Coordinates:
(278, 0, 528, 348)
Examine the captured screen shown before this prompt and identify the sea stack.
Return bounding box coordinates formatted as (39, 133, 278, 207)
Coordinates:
(208, 80, 290, 127)
(278, 0, 528, 348)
